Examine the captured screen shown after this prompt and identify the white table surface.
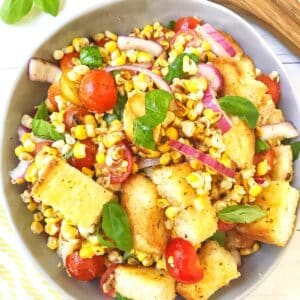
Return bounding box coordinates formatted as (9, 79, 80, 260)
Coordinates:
(0, 1, 299, 299)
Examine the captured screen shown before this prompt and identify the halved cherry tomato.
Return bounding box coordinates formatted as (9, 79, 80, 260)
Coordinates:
(165, 238, 204, 284)
(108, 141, 134, 184)
(257, 74, 280, 104)
(60, 52, 79, 72)
(63, 106, 89, 131)
(79, 70, 118, 114)
(218, 220, 236, 232)
(99, 264, 117, 297)
(174, 16, 202, 32)
(66, 252, 105, 281)
(47, 84, 61, 111)
(33, 141, 52, 155)
(70, 139, 97, 170)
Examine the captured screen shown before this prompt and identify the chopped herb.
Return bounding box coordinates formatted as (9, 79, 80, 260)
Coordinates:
(166, 20, 175, 30)
(80, 46, 102, 68)
(255, 139, 270, 153)
(209, 231, 226, 246)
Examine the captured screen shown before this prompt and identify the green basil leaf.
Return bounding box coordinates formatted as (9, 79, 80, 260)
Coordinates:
(97, 232, 116, 248)
(32, 119, 64, 141)
(116, 293, 131, 300)
(255, 138, 270, 153)
(80, 46, 102, 68)
(0, 0, 33, 24)
(113, 93, 127, 120)
(102, 202, 133, 252)
(219, 96, 259, 129)
(34, 101, 49, 120)
(104, 113, 118, 125)
(133, 89, 173, 150)
(166, 20, 175, 30)
(164, 53, 199, 84)
(209, 231, 225, 247)
(290, 141, 300, 161)
(34, 0, 59, 16)
(218, 205, 266, 224)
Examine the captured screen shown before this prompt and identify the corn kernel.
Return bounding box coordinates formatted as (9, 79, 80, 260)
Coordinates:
(33, 212, 44, 222)
(160, 153, 171, 165)
(30, 221, 44, 234)
(47, 237, 58, 250)
(249, 185, 263, 197)
(165, 206, 180, 220)
(142, 257, 154, 267)
(105, 30, 118, 41)
(201, 40, 211, 51)
(73, 125, 88, 140)
(104, 41, 117, 52)
(72, 37, 89, 52)
(15, 145, 26, 157)
(82, 167, 94, 177)
(62, 45, 74, 54)
(109, 120, 122, 132)
(102, 132, 124, 148)
(40, 146, 58, 156)
(181, 120, 196, 137)
(53, 49, 64, 60)
(27, 202, 37, 212)
(63, 225, 78, 240)
(126, 49, 137, 63)
(45, 223, 59, 236)
(257, 159, 269, 176)
(83, 115, 96, 127)
(157, 198, 169, 208)
(73, 64, 90, 76)
(219, 154, 232, 168)
(187, 172, 203, 188)
(44, 208, 55, 218)
(166, 127, 178, 140)
(73, 142, 86, 159)
(132, 73, 150, 91)
(156, 258, 167, 270)
(25, 164, 38, 183)
(80, 245, 94, 259)
(92, 246, 105, 255)
(170, 151, 181, 163)
(21, 114, 33, 129)
(96, 151, 106, 164)
(136, 251, 148, 261)
(158, 143, 170, 153)
(137, 51, 153, 63)
(93, 33, 105, 42)
(240, 242, 260, 256)
(187, 109, 198, 121)
(189, 159, 201, 170)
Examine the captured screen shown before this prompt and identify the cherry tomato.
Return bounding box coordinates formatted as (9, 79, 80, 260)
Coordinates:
(165, 238, 204, 284)
(60, 52, 79, 72)
(257, 74, 280, 104)
(66, 251, 105, 281)
(96, 37, 110, 47)
(99, 264, 117, 297)
(108, 141, 134, 184)
(218, 220, 236, 231)
(47, 84, 61, 111)
(33, 141, 52, 155)
(174, 16, 201, 32)
(254, 148, 275, 166)
(63, 106, 89, 132)
(70, 139, 97, 170)
(79, 70, 117, 114)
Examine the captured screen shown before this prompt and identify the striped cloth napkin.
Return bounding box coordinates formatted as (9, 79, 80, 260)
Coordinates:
(0, 202, 64, 300)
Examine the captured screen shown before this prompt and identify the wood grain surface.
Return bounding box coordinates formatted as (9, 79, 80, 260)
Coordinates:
(213, 0, 300, 49)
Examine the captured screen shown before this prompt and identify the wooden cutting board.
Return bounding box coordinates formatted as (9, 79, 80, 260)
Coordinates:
(212, 0, 300, 50)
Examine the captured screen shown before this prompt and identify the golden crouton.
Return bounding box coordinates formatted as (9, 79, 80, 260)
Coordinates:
(115, 265, 176, 300)
(237, 181, 299, 246)
(122, 174, 168, 256)
(176, 241, 240, 300)
(223, 118, 255, 169)
(271, 145, 293, 182)
(150, 163, 196, 207)
(32, 156, 113, 231)
(213, 56, 267, 105)
(174, 204, 217, 247)
(123, 93, 160, 142)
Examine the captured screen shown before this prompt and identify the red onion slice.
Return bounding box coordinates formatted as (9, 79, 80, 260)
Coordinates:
(10, 160, 31, 183)
(198, 24, 236, 57)
(169, 140, 235, 178)
(138, 158, 160, 169)
(105, 64, 171, 92)
(28, 58, 61, 83)
(117, 36, 163, 57)
(202, 89, 232, 133)
(17, 125, 30, 140)
(198, 63, 224, 92)
(259, 122, 299, 141)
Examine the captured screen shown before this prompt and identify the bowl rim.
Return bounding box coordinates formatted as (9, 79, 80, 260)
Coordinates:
(0, 0, 298, 299)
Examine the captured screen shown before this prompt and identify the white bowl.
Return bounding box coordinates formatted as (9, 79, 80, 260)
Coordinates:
(1, 0, 299, 299)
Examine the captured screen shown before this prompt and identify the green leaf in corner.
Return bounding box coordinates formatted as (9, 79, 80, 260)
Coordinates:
(34, 101, 49, 121)
(209, 231, 226, 247)
(218, 205, 266, 224)
(80, 46, 102, 68)
(291, 141, 300, 161)
(0, 0, 33, 24)
(32, 119, 64, 141)
(219, 96, 259, 129)
(255, 138, 270, 153)
(116, 293, 131, 300)
(113, 93, 128, 120)
(164, 53, 199, 83)
(34, 0, 60, 16)
(166, 20, 175, 30)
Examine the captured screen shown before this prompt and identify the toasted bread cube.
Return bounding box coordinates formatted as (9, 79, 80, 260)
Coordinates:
(237, 181, 299, 246)
(174, 204, 217, 247)
(223, 118, 255, 169)
(122, 174, 168, 255)
(177, 241, 240, 300)
(32, 156, 113, 231)
(271, 145, 293, 182)
(115, 266, 176, 300)
(150, 163, 196, 207)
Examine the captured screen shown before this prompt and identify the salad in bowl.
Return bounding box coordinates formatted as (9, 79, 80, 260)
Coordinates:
(10, 16, 299, 300)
